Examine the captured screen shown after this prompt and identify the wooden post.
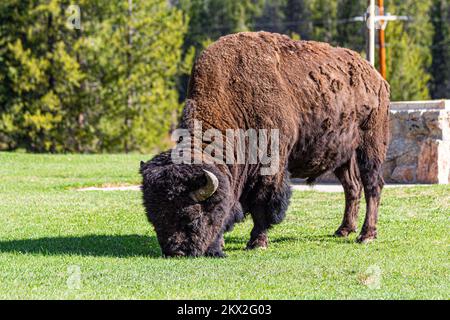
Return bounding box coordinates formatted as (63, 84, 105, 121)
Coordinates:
(378, 0, 387, 79)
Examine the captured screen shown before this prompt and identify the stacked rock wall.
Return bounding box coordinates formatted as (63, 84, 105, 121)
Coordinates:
(384, 100, 449, 184)
(318, 100, 450, 184)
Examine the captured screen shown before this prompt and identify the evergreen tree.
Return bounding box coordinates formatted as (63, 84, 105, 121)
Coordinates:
(0, 0, 187, 153)
(283, 0, 313, 40)
(92, 0, 187, 153)
(255, 0, 286, 33)
(336, 0, 366, 52)
(385, 0, 434, 100)
(175, 0, 264, 103)
(308, 0, 338, 44)
(179, 0, 264, 53)
(430, 0, 450, 99)
(0, 0, 85, 152)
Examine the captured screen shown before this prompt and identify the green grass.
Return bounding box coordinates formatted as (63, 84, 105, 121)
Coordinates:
(0, 152, 448, 299)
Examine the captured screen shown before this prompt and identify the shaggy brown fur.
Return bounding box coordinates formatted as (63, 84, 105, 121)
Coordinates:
(141, 32, 390, 257)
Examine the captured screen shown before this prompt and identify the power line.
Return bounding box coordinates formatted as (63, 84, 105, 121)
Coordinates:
(186, 16, 450, 34)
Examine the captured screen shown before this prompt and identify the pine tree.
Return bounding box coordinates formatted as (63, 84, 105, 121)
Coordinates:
(430, 0, 450, 99)
(283, 0, 313, 40)
(0, 0, 187, 153)
(179, 0, 264, 53)
(336, 0, 366, 52)
(385, 0, 434, 100)
(255, 0, 286, 33)
(93, 0, 187, 153)
(308, 0, 338, 44)
(175, 0, 264, 103)
(0, 0, 85, 152)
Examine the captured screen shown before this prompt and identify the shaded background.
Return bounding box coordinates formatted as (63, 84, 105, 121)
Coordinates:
(0, 0, 449, 153)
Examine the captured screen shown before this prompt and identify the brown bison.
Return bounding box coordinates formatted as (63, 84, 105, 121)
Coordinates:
(140, 32, 390, 257)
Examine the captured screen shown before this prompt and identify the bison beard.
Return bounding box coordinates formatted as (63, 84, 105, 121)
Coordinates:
(140, 32, 390, 257)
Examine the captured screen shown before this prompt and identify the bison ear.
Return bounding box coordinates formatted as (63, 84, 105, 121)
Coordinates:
(189, 170, 219, 202)
(139, 161, 145, 173)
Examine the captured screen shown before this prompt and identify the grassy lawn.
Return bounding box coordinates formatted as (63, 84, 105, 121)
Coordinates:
(0, 152, 448, 299)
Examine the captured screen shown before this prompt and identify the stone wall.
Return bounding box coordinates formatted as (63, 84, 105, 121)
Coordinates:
(319, 100, 450, 184)
(384, 100, 450, 184)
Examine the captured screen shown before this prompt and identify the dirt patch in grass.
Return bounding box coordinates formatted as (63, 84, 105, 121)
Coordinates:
(77, 183, 141, 191)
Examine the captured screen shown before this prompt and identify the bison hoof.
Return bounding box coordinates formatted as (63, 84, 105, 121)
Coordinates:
(206, 250, 227, 258)
(334, 227, 357, 238)
(356, 232, 377, 244)
(246, 237, 268, 250)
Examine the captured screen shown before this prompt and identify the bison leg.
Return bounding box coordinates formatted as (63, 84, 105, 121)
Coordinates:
(246, 173, 291, 250)
(246, 207, 270, 250)
(334, 153, 362, 237)
(355, 86, 389, 243)
(356, 149, 385, 244)
(205, 232, 226, 258)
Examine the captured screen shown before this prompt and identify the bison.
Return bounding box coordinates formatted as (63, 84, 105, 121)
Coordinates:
(140, 32, 390, 257)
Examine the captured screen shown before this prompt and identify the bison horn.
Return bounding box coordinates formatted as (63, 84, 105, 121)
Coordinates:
(190, 170, 219, 202)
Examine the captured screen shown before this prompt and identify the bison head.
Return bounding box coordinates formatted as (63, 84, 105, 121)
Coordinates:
(140, 152, 233, 257)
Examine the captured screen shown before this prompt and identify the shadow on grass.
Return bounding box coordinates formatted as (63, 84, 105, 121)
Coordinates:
(224, 235, 299, 245)
(0, 234, 162, 258)
(0, 233, 354, 257)
(224, 234, 353, 251)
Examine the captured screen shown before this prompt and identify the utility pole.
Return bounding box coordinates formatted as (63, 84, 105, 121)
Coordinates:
(351, 3, 409, 78)
(367, 0, 376, 66)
